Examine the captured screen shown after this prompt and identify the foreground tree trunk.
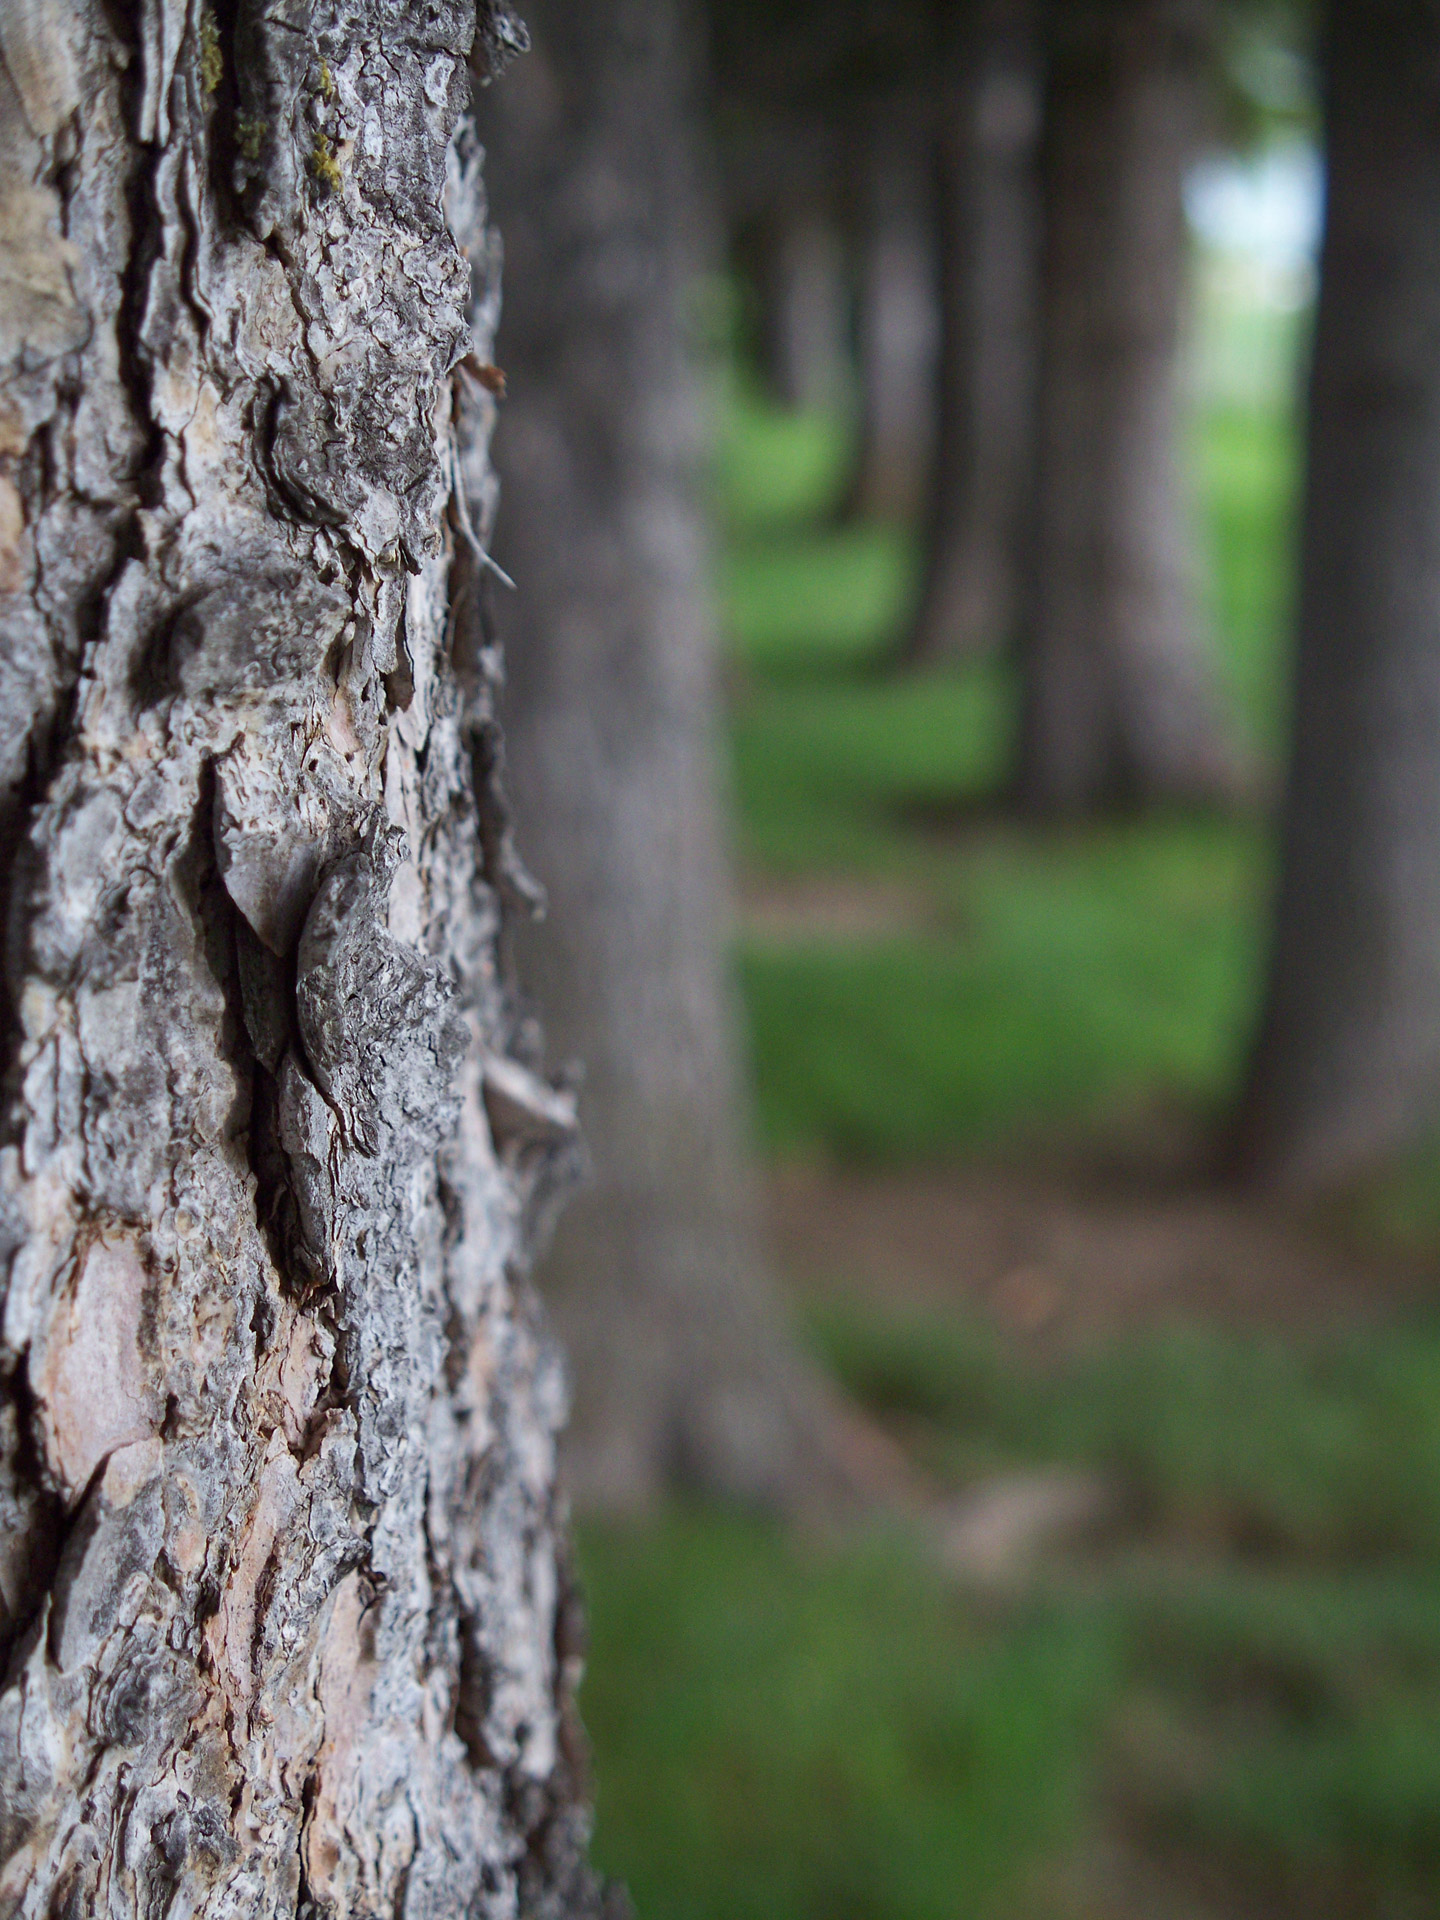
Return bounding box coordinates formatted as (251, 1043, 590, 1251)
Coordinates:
(0, 4, 607, 1913)
(1236, 1, 1440, 1192)
(1018, 0, 1240, 809)
(902, 0, 1039, 663)
(481, 0, 869, 1517)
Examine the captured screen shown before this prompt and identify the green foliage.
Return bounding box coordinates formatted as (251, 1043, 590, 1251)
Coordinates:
(1213, 1, 1320, 150)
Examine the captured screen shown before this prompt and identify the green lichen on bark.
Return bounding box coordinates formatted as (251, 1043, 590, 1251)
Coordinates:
(199, 11, 222, 93)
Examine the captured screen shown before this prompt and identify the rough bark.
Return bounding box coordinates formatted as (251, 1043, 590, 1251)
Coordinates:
(0, 3, 608, 1913)
(1236, 0, 1440, 1193)
(480, 0, 869, 1518)
(902, 0, 1038, 662)
(841, 99, 938, 525)
(1018, 0, 1241, 811)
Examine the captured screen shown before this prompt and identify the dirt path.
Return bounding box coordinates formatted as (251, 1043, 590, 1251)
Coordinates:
(765, 1157, 1438, 1345)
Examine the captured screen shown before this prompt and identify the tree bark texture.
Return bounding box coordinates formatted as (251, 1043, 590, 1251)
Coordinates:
(1236, 0, 1440, 1192)
(481, 0, 865, 1518)
(1018, 0, 1239, 810)
(0, 3, 607, 1913)
(841, 100, 938, 525)
(903, 0, 1038, 662)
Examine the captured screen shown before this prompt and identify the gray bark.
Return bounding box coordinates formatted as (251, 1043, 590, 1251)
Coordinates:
(0, 3, 607, 1914)
(480, 0, 867, 1518)
(903, 1, 1039, 662)
(1237, 0, 1440, 1192)
(1018, 0, 1241, 810)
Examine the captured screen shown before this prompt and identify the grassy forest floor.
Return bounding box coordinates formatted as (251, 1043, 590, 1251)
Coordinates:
(572, 333, 1440, 1919)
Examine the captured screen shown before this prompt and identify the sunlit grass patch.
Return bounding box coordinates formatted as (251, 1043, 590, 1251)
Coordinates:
(714, 382, 854, 533)
(739, 819, 1265, 1160)
(731, 663, 1013, 871)
(1194, 397, 1303, 753)
(723, 523, 920, 678)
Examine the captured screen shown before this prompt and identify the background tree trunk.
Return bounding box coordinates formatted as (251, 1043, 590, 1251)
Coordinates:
(903, 0, 1039, 664)
(481, 0, 871, 1518)
(841, 98, 939, 525)
(1018, 0, 1240, 810)
(1236, 0, 1440, 1193)
(0, 4, 608, 1913)
(752, 206, 851, 414)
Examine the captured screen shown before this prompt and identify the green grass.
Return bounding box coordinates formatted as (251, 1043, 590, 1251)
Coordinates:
(1118, 1566, 1440, 1909)
(1196, 396, 1303, 754)
(724, 523, 918, 679)
(579, 1310, 1440, 1919)
(741, 819, 1265, 1158)
(804, 1300, 1440, 1907)
(731, 665, 1013, 870)
(812, 1302, 1440, 1566)
(580, 1516, 1116, 1920)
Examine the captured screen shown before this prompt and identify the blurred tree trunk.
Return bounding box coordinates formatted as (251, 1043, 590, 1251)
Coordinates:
(481, 0, 869, 1515)
(0, 3, 608, 1913)
(903, 0, 1039, 663)
(1018, 0, 1241, 810)
(753, 204, 851, 413)
(1236, 1, 1440, 1192)
(841, 99, 939, 524)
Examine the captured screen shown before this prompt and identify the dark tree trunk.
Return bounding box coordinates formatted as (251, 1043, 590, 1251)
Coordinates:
(0, 3, 607, 1913)
(480, 0, 867, 1516)
(841, 100, 939, 524)
(719, 110, 848, 414)
(1018, 0, 1241, 810)
(753, 205, 850, 413)
(1236, 1, 1440, 1192)
(903, 0, 1039, 662)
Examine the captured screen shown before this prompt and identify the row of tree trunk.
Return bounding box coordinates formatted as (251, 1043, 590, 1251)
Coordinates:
(1237, 0, 1440, 1191)
(748, 0, 1440, 1187)
(476, 0, 866, 1519)
(479, 0, 1440, 1537)
(747, 0, 1247, 810)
